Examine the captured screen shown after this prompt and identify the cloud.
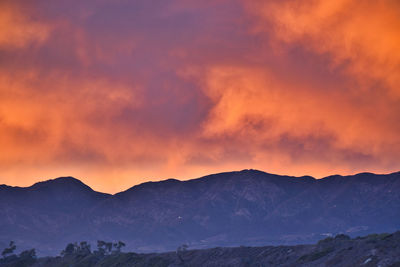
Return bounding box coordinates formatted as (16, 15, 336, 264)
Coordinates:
(0, 0, 399, 193)
(186, 63, 399, 175)
(0, 2, 51, 49)
(245, 0, 400, 97)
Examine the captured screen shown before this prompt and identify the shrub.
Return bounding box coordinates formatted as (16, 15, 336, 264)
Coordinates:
(334, 234, 351, 240)
(298, 247, 334, 262)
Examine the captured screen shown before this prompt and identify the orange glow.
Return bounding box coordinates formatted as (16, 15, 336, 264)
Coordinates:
(0, 0, 399, 193)
(0, 3, 51, 49)
(246, 0, 400, 97)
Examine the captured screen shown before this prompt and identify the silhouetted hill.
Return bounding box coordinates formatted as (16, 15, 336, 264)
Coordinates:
(2, 231, 400, 267)
(0, 170, 399, 256)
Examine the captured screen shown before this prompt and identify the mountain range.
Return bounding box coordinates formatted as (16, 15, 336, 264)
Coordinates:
(1, 169, 399, 256)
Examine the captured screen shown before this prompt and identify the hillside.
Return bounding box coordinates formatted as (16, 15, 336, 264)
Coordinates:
(1, 170, 399, 255)
(1, 232, 400, 267)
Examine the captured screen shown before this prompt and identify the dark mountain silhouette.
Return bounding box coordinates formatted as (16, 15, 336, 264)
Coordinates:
(0, 170, 399, 256)
(2, 232, 400, 267)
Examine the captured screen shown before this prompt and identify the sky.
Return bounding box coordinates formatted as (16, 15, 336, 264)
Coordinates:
(1, 0, 400, 193)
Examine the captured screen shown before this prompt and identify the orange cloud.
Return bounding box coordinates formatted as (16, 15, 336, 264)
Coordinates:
(183, 63, 398, 176)
(0, 2, 51, 49)
(0, 0, 399, 193)
(245, 0, 400, 97)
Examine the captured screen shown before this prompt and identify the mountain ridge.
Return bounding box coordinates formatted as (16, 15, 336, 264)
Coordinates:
(3, 169, 400, 195)
(0, 169, 399, 256)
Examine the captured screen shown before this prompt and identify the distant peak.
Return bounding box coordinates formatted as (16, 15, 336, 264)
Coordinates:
(53, 176, 81, 181)
(118, 178, 181, 195)
(354, 172, 375, 176)
(354, 171, 400, 177)
(33, 176, 82, 185)
(30, 176, 93, 191)
(239, 169, 266, 174)
(299, 175, 316, 181)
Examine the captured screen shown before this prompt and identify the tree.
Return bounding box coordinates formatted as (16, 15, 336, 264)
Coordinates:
(18, 249, 37, 265)
(2, 241, 16, 258)
(96, 240, 106, 255)
(19, 249, 36, 259)
(61, 243, 75, 256)
(77, 241, 91, 256)
(105, 242, 113, 254)
(113, 241, 126, 253)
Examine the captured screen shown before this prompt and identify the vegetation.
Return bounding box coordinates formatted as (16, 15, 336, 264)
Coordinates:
(1, 242, 16, 258)
(364, 233, 393, 243)
(0, 241, 36, 266)
(0, 240, 125, 267)
(0, 231, 399, 266)
(297, 247, 334, 262)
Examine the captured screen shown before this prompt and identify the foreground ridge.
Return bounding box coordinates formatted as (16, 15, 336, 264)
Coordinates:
(1, 231, 400, 267)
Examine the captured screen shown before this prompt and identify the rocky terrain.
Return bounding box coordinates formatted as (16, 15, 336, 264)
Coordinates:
(1, 231, 400, 267)
(1, 169, 399, 255)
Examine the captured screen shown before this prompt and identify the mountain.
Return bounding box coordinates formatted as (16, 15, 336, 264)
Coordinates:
(0, 170, 399, 256)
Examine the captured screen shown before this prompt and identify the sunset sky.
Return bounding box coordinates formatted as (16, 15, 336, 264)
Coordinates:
(1, 0, 400, 193)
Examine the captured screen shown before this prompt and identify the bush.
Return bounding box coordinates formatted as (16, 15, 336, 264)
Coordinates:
(365, 233, 391, 243)
(334, 234, 351, 240)
(317, 236, 334, 245)
(298, 247, 334, 262)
